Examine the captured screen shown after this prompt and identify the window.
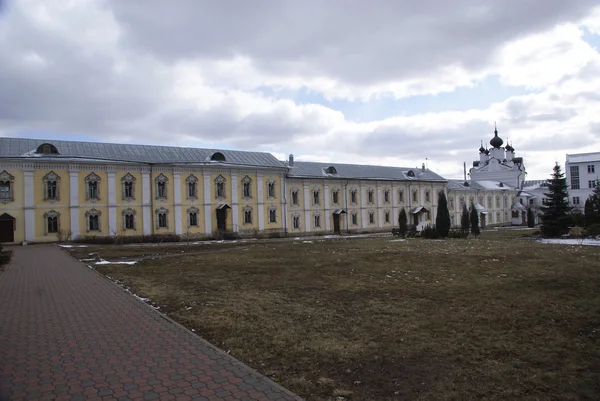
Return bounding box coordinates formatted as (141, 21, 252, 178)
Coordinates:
(156, 207, 168, 229)
(85, 209, 101, 232)
(325, 166, 337, 174)
(496, 196, 501, 208)
(412, 190, 418, 203)
(267, 179, 276, 198)
(529, 199, 534, 205)
(573, 196, 580, 205)
(385, 211, 390, 223)
(292, 214, 300, 229)
(332, 190, 339, 204)
(478, 195, 483, 205)
(43, 171, 60, 201)
(36, 143, 59, 155)
(512, 210, 519, 218)
(242, 176, 252, 199)
(214, 175, 226, 198)
(368, 190, 374, 204)
(269, 207, 277, 223)
(487, 196, 492, 207)
(210, 152, 226, 161)
(570, 166, 580, 190)
(449, 197, 455, 210)
(589, 180, 597, 189)
(313, 189, 320, 205)
(122, 208, 136, 230)
(314, 214, 321, 228)
(460, 196, 465, 209)
(351, 212, 358, 225)
(121, 173, 136, 201)
(186, 175, 198, 199)
(291, 189, 299, 205)
(244, 207, 252, 224)
(188, 207, 199, 227)
(84, 172, 101, 201)
(398, 190, 404, 203)
(369, 211, 375, 224)
(350, 190, 357, 204)
(426, 211, 431, 220)
(496, 212, 500, 223)
(43, 210, 60, 234)
(588, 165, 595, 174)
(384, 190, 390, 203)
(155, 174, 169, 200)
(425, 190, 430, 203)
(0, 170, 14, 203)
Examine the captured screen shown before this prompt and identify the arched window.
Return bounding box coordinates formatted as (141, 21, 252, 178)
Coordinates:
(85, 209, 101, 232)
(85, 172, 101, 202)
(43, 171, 60, 202)
(210, 152, 226, 161)
(155, 174, 169, 200)
(186, 174, 198, 200)
(187, 207, 199, 227)
(0, 170, 15, 203)
(325, 166, 337, 174)
(241, 176, 252, 199)
(43, 210, 60, 235)
(121, 173, 136, 201)
(156, 207, 169, 229)
(122, 208, 136, 230)
(214, 175, 226, 198)
(36, 143, 59, 155)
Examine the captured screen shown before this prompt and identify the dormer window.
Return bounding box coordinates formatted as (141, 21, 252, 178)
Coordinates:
(407, 170, 415, 177)
(210, 152, 226, 162)
(36, 143, 59, 155)
(325, 166, 337, 174)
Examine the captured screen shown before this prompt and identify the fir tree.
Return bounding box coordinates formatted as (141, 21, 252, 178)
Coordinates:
(585, 179, 600, 226)
(435, 191, 451, 238)
(460, 203, 470, 237)
(527, 208, 535, 228)
(398, 208, 408, 238)
(470, 203, 480, 236)
(540, 164, 572, 237)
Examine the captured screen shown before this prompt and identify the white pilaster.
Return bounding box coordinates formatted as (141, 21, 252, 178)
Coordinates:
(69, 169, 80, 239)
(203, 172, 212, 234)
(173, 172, 182, 235)
(303, 183, 311, 233)
(392, 183, 398, 227)
(24, 170, 35, 242)
(142, 171, 151, 235)
(107, 171, 117, 235)
(377, 184, 383, 227)
(360, 184, 367, 229)
(324, 183, 330, 231)
(257, 173, 264, 231)
(231, 172, 238, 232)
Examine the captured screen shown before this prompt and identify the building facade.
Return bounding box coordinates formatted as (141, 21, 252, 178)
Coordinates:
(565, 152, 600, 212)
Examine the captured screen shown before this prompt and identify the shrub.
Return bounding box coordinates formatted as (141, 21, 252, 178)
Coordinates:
(585, 223, 600, 237)
(406, 224, 417, 238)
(421, 225, 439, 239)
(447, 229, 468, 239)
(73, 234, 182, 245)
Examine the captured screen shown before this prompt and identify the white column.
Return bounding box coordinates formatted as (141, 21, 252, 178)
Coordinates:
(324, 183, 330, 231)
(107, 171, 117, 235)
(303, 183, 311, 233)
(203, 172, 212, 234)
(142, 171, 151, 235)
(392, 183, 398, 226)
(360, 184, 367, 229)
(69, 169, 80, 239)
(173, 172, 182, 235)
(231, 171, 238, 232)
(257, 173, 264, 231)
(24, 170, 35, 243)
(377, 184, 383, 227)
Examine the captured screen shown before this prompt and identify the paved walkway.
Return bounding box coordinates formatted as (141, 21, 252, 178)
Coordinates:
(0, 245, 302, 401)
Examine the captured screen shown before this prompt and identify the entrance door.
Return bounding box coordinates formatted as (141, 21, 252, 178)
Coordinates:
(216, 209, 227, 231)
(480, 213, 486, 228)
(0, 213, 15, 243)
(413, 214, 419, 226)
(333, 214, 340, 234)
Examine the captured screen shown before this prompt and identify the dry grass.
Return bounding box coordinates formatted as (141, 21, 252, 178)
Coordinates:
(69, 229, 600, 400)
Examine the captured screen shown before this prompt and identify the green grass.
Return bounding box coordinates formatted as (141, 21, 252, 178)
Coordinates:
(69, 229, 600, 400)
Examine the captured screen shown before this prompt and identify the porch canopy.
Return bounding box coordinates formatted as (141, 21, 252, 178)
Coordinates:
(474, 203, 488, 214)
(411, 206, 429, 214)
(332, 209, 347, 215)
(216, 204, 231, 210)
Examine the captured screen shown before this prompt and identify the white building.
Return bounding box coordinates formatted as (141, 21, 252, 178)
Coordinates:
(565, 152, 600, 212)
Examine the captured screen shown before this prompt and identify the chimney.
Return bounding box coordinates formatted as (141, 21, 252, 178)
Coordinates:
(463, 162, 467, 181)
(422, 163, 425, 172)
(288, 154, 294, 167)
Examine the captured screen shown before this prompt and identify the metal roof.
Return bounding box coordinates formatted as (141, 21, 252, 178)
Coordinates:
(0, 138, 287, 169)
(286, 161, 446, 182)
(447, 179, 515, 191)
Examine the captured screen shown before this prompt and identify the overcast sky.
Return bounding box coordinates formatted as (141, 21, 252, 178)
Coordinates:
(1, 0, 600, 179)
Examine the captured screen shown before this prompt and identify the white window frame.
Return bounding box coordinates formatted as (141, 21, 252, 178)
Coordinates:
(121, 173, 136, 202)
(156, 207, 169, 229)
(186, 174, 198, 200)
(267, 179, 276, 199)
(122, 208, 136, 230)
(268, 206, 277, 223)
(85, 209, 101, 232)
(215, 175, 226, 199)
(241, 176, 252, 199)
(187, 207, 199, 227)
(43, 171, 61, 202)
(155, 174, 169, 201)
(0, 170, 15, 204)
(243, 206, 252, 225)
(43, 210, 60, 235)
(85, 172, 101, 202)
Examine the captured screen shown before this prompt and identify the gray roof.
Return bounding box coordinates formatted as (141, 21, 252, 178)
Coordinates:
(286, 161, 446, 182)
(447, 179, 515, 191)
(0, 138, 287, 169)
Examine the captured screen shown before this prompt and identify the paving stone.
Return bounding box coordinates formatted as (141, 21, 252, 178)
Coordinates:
(0, 245, 302, 401)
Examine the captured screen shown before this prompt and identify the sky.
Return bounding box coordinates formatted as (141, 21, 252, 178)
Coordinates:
(1, 0, 600, 180)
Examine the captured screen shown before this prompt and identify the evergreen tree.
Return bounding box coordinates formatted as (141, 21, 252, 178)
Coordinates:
(586, 180, 600, 226)
(435, 191, 451, 238)
(398, 208, 408, 238)
(527, 207, 535, 228)
(470, 203, 480, 236)
(540, 164, 572, 237)
(460, 203, 470, 237)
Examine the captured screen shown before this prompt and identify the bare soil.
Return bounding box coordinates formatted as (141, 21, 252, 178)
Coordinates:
(67, 229, 600, 400)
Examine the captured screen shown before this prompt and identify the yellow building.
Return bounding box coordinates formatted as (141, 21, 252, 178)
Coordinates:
(0, 137, 517, 244)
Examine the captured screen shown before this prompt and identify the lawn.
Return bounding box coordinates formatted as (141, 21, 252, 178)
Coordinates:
(67, 229, 600, 400)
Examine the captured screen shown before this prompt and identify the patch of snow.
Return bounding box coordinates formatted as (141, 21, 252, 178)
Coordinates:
(95, 259, 138, 265)
(538, 239, 600, 246)
(389, 239, 406, 242)
(58, 244, 88, 248)
(302, 240, 314, 244)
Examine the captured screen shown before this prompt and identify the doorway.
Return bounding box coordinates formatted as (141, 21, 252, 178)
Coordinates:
(0, 213, 15, 243)
(216, 204, 230, 231)
(480, 213, 486, 228)
(332, 210, 346, 234)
